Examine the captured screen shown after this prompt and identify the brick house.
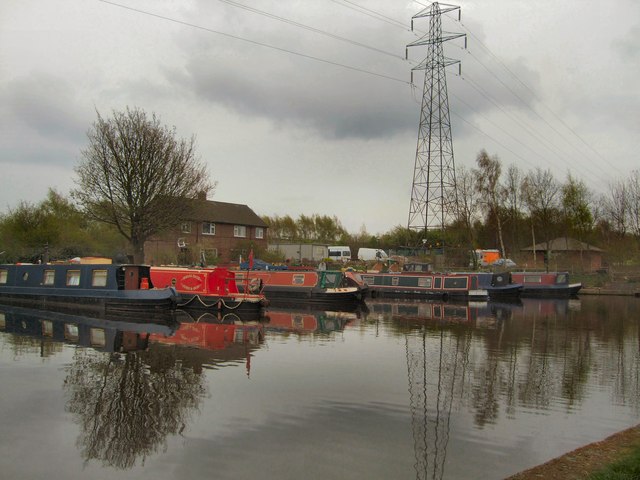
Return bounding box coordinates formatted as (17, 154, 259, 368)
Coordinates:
(519, 237, 604, 272)
(144, 199, 268, 266)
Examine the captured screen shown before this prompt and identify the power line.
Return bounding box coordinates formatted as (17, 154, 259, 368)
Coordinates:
(217, 0, 407, 61)
(97, 0, 410, 85)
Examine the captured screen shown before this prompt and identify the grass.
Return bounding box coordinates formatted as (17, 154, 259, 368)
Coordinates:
(588, 444, 640, 479)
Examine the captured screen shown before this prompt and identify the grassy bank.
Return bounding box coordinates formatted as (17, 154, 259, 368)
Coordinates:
(588, 442, 640, 479)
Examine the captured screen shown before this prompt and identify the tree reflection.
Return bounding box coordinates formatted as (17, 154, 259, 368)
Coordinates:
(64, 348, 206, 469)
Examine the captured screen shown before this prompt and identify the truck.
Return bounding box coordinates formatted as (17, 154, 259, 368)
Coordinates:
(357, 248, 388, 261)
(327, 246, 352, 263)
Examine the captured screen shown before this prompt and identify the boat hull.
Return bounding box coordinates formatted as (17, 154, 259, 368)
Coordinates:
(0, 263, 178, 319)
(511, 272, 582, 298)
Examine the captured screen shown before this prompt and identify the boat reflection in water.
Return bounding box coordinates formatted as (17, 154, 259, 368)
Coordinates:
(0, 304, 268, 470)
(263, 306, 363, 335)
(364, 298, 516, 329)
(0, 304, 177, 353)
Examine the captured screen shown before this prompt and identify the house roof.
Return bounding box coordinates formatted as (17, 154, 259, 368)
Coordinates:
(520, 237, 603, 252)
(190, 200, 268, 228)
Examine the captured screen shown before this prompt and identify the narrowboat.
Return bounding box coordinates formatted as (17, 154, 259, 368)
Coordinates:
(234, 269, 368, 306)
(467, 272, 522, 299)
(150, 266, 268, 315)
(510, 271, 582, 297)
(351, 270, 489, 300)
(0, 304, 177, 353)
(0, 263, 179, 317)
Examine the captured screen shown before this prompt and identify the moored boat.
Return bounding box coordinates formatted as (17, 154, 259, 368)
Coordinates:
(150, 266, 268, 315)
(234, 269, 368, 306)
(351, 270, 489, 300)
(510, 271, 582, 297)
(467, 271, 522, 299)
(0, 263, 178, 317)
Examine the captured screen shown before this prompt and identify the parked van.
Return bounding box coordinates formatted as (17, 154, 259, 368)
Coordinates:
(327, 246, 352, 263)
(357, 248, 388, 261)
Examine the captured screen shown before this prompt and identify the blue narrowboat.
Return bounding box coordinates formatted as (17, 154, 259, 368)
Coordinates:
(0, 263, 179, 317)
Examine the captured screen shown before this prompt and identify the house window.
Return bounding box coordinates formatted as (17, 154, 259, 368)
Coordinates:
(66, 270, 81, 286)
(181, 222, 191, 233)
(92, 270, 108, 287)
(43, 270, 55, 286)
(202, 222, 216, 235)
(255, 227, 264, 239)
(234, 225, 247, 238)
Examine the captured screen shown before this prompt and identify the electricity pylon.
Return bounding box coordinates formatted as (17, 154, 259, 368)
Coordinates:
(406, 3, 465, 238)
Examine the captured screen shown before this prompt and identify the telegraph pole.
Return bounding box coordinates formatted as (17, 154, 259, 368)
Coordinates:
(406, 3, 465, 243)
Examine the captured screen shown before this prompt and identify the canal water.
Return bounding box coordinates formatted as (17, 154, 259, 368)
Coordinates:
(0, 296, 638, 480)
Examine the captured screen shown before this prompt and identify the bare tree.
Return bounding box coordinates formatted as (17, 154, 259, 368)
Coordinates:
(628, 170, 640, 244)
(73, 107, 214, 263)
(474, 150, 507, 258)
(602, 178, 628, 237)
(455, 164, 481, 267)
(522, 168, 560, 266)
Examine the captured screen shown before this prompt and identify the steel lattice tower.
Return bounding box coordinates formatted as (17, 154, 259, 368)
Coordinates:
(406, 3, 465, 236)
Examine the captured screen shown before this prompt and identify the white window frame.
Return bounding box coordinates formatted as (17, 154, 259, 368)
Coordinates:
(202, 222, 216, 235)
(255, 227, 264, 239)
(234, 225, 247, 238)
(181, 222, 191, 233)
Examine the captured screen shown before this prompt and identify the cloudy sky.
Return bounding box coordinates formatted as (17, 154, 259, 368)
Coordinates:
(1, 0, 638, 234)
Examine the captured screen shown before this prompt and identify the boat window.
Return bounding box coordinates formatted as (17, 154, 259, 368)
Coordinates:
(434, 277, 442, 289)
(525, 275, 542, 283)
(444, 277, 468, 289)
(417, 277, 432, 288)
(42, 320, 53, 337)
(0, 269, 7, 284)
(292, 274, 305, 285)
(90, 328, 106, 347)
(391, 276, 400, 286)
(322, 272, 340, 288)
(43, 269, 55, 286)
(22, 272, 29, 281)
(65, 323, 79, 342)
(92, 270, 108, 287)
(66, 270, 81, 286)
(362, 275, 375, 284)
(556, 273, 567, 284)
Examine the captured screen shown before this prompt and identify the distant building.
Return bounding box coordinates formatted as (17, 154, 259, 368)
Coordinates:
(520, 237, 604, 272)
(144, 198, 268, 265)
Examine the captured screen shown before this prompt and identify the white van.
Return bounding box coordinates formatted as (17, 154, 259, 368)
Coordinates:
(357, 248, 388, 261)
(327, 246, 351, 263)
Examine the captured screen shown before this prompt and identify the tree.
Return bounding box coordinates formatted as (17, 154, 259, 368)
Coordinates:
(522, 168, 560, 266)
(73, 107, 213, 263)
(455, 165, 481, 267)
(561, 173, 593, 240)
(474, 150, 507, 258)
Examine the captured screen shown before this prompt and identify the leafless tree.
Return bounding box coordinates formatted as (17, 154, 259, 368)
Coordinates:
(474, 150, 507, 258)
(73, 107, 214, 263)
(455, 164, 481, 267)
(522, 167, 560, 262)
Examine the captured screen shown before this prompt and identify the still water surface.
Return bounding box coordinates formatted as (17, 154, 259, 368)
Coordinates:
(0, 296, 638, 480)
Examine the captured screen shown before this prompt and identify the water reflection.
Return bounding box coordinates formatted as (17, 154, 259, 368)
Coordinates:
(0, 304, 269, 470)
(1, 297, 639, 479)
(360, 297, 640, 480)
